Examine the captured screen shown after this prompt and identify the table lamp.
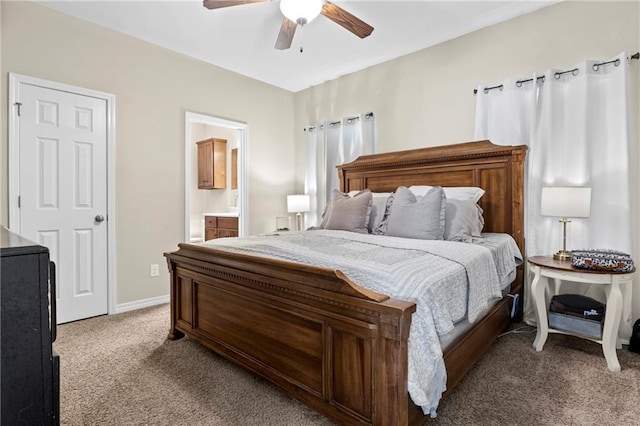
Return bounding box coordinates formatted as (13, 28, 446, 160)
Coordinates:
(287, 194, 310, 231)
(540, 186, 591, 260)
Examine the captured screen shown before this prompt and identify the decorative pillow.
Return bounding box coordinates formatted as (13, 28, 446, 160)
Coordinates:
(320, 189, 372, 234)
(369, 193, 392, 233)
(373, 193, 394, 235)
(347, 190, 392, 233)
(409, 185, 485, 203)
(444, 199, 485, 243)
(385, 186, 446, 240)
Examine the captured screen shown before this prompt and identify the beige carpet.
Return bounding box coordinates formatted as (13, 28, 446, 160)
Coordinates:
(54, 304, 640, 425)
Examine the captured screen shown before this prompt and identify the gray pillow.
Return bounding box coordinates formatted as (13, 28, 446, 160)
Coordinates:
(373, 193, 394, 235)
(368, 193, 392, 233)
(348, 191, 392, 232)
(320, 189, 373, 234)
(444, 199, 485, 242)
(385, 186, 446, 240)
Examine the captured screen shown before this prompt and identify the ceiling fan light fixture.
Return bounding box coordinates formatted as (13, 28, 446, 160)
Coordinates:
(280, 0, 323, 25)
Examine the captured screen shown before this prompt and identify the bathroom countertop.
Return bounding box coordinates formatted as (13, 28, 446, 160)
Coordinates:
(202, 212, 239, 218)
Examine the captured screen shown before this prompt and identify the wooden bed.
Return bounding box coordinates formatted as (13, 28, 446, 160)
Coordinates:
(165, 140, 526, 425)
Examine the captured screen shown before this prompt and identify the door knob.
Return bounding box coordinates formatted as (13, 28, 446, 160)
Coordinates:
(95, 215, 105, 223)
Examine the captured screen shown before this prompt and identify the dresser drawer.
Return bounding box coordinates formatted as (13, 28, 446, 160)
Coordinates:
(218, 217, 238, 230)
(204, 228, 217, 241)
(203, 216, 238, 241)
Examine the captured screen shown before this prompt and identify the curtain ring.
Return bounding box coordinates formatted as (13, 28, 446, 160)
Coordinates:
(499, 84, 504, 91)
(554, 72, 561, 80)
(572, 68, 579, 76)
(592, 64, 600, 72)
(516, 81, 523, 88)
(483, 88, 489, 94)
(614, 58, 621, 67)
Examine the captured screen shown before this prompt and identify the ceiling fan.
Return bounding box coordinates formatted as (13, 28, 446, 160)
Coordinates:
(203, 0, 374, 50)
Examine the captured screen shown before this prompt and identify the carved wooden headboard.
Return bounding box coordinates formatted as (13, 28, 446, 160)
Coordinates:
(338, 140, 527, 291)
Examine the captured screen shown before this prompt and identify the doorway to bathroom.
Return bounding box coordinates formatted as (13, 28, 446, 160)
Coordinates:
(184, 112, 248, 242)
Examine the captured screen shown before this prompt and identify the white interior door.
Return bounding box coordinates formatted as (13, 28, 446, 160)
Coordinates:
(17, 83, 108, 324)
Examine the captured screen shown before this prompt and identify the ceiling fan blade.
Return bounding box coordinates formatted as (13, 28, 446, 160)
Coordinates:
(274, 17, 297, 50)
(203, 0, 269, 10)
(321, 1, 374, 39)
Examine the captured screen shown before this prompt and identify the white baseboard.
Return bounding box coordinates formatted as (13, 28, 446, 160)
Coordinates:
(115, 294, 169, 314)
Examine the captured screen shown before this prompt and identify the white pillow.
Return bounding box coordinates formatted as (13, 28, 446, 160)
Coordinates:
(409, 185, 485, 203)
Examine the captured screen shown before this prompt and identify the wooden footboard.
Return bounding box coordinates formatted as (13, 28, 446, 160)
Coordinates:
(165, 243, 417, 425)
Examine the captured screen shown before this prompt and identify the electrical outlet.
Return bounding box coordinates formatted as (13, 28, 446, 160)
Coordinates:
(150, 264, 159, 277)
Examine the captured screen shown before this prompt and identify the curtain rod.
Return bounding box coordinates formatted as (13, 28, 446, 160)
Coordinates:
(517, 75, 545, 87)
(304, 112, 374, 131)
(473, 52, 640, 94)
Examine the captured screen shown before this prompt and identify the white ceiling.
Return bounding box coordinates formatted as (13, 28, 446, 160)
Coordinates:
(35, 0, 558, 92)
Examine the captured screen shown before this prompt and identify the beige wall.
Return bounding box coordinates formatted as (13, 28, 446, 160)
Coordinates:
(294, 1, 640, 321)
(3, 1, 639, 320)
(1, 2, 296, 305)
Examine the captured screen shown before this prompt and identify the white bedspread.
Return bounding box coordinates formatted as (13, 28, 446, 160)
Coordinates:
(202, 230, 522, 416)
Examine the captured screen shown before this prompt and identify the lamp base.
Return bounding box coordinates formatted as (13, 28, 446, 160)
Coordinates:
(553, 250, 572, 261)
(295, 212, 303, 231)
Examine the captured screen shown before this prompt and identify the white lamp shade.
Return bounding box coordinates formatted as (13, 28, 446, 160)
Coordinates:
(540, 187, 591, 218)
(280, 0, 323, 24)
(287, 194, 311, 213)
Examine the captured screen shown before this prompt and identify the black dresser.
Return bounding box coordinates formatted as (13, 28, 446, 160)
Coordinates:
(1, 227, 59, 425)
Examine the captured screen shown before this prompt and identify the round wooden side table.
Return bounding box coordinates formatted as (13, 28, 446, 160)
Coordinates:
(528, 255, 634, 372)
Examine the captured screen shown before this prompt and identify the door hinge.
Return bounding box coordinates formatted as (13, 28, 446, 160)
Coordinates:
(14, 102, 22, 117)
(18, 196, 21, 208)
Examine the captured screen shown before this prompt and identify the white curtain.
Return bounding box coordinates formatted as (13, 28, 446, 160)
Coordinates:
(473, 76, 539, 147)
(474, 52, 633, 340)
(305, 112, 376, 226)
(304, 123, 325, 228)
(325, 121, 341, 205)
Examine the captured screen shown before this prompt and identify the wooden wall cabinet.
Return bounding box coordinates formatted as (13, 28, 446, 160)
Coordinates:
(231, 148, 238, 190)
(197, 138, 227, 189)
(205, 216, 238, 241)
